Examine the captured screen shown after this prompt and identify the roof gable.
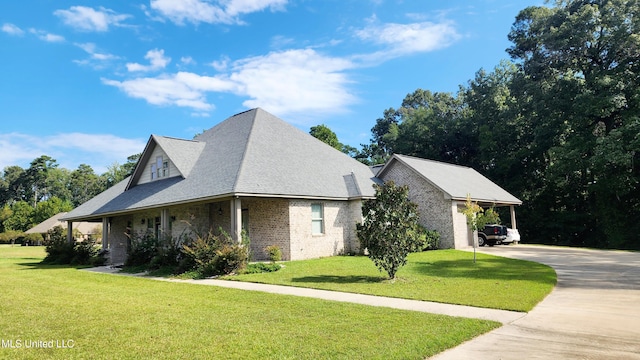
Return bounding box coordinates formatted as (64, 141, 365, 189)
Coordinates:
(126, 135, 205, 190)
(379, 154, 522, 205)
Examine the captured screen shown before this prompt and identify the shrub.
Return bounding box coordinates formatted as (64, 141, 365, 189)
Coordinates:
(42, 226, 104, 266)
(42, 226, 76, 264)
(210, 244, 248, 275)
(422, 229, 440, 250)
(72, 238, 99, 265)
(149, 234, 184, 270)
(182, 229, 249, 277)
(409, 226, 440, 252)
(264, 245, 282, 262)
(125, 231, 159, 267)
(241, 262, 281, 274)
(92, 249, 109, 266)
(241, 229, 252, 261)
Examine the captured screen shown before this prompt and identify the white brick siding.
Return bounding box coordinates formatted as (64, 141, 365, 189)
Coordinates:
(379, 161, 461, 249)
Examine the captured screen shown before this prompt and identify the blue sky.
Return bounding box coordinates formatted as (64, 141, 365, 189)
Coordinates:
(0, 0, 543, 173)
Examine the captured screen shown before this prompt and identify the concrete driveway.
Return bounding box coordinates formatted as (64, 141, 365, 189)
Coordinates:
(432, 245, 640, 359)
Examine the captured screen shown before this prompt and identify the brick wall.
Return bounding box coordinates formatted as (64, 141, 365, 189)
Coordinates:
(379, 161, 457, 249)
(242, 198, 290, 261)
(289, 199, 360, 260)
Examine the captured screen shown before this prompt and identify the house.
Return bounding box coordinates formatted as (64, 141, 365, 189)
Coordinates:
(61, 108, 521, 264)
(62, 108, 378, 263)
(374, 155, 522, 249)
(25, 212, 100, 244)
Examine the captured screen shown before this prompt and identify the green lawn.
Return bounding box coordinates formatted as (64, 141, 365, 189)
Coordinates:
(0, 246, 499, 360)
(227, 250, 557, 312)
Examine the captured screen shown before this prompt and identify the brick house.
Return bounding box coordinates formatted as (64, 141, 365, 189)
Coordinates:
(62, 108, 520, 264)
(375, 155, 522, 249)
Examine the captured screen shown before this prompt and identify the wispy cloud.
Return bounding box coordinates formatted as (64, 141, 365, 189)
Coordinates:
(54, 6, 132, 32)
(2, 23, 24, 36)
(0, 133, 146, 173)
(354, 20, 460, 63)
(73, 43, 120, 69)
(28, 29, 65, 43)
(149, 0, 288, 25)
(126, 49, 171, 72)
(102, 48, 356, 120)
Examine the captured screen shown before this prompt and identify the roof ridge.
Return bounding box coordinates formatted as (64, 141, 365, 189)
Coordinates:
(231, 109, 259, 193)
(395, 153, 472, 169)
(156, 134, 200, 143)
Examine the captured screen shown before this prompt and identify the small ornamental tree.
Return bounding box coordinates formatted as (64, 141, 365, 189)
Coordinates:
(356, 181, 425, 280)
(462, 194, 501, 263)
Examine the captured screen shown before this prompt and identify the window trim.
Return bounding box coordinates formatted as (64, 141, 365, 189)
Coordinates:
(311, 203, 324, 235)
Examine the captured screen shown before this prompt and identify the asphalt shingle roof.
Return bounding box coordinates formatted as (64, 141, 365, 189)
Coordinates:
(26, 212, 99, 234)
(63, 108, 378, 221)
(379, 154, 522, 205)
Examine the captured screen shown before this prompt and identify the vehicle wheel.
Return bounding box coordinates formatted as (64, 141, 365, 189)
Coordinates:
(487, 242, 494, 247)
(478, 235, 486, 247)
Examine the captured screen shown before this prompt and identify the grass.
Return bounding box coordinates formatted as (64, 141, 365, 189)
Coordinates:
(226, 250, 557, 312)
(0, 245, 499, 360)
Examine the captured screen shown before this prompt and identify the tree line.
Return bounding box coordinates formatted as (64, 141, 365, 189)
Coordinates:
(0, 154, 139, 236)
(352, 0, 640, 250)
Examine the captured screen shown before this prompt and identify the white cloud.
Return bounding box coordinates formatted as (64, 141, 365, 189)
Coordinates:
(28, 28, 65, 43)
(180, 56, 195, 65)
(54, 6, 131, 32)
(2, 23, 24, 36)
(103, 48, 357, 119)
(73, 43, 119, 69)
(149, 0, 287, 25)
(0, 133, 146, 174)
(354, 20, 460, 62)
(127, 49, 171, 72)
(229, 49, 356, 117)
(210, 56, 230, 71)
(101, 72, 238, 111)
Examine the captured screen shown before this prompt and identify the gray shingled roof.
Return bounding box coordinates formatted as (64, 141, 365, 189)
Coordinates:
(379, 154, 522, 205)
(26, 212, 99, 234)
(63, 108, 378, 221)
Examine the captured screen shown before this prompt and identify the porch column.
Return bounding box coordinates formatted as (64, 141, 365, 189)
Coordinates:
(230, 197, 242, 242)
(510, 205, 517, 229)
(102, 217, 109, 250)
(161, 209, 170, 239)
(66, 221, 74, 244)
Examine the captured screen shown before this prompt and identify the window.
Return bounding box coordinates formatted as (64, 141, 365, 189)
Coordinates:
(311, 203, 324, 234)
(150, 156, 169, 181)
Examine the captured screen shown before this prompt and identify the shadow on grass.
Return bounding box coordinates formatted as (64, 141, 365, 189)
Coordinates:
(291, 275, 387, 284)
(16, 261, 92, 270)
(410, 258, 557, 285)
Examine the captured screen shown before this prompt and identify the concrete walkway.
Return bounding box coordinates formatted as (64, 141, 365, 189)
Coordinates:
(432, 245, 640, 359)
(85, 265, 524, 324)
